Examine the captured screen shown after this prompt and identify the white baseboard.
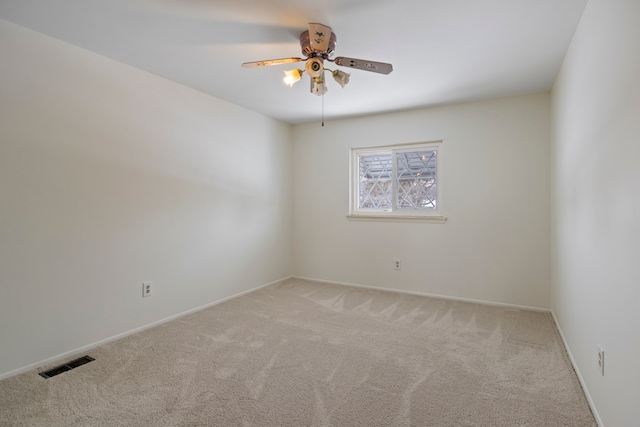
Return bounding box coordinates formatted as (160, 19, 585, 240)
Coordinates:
(293, 275, 551, 312)
(551, 311, 603, 427)
(0, 276, 290, 381)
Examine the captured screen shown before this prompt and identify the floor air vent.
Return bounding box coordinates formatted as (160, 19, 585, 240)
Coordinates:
(39, 356, 95, 379)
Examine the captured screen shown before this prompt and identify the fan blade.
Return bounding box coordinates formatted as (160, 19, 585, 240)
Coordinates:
(334, 57, 393, 75)
(308, 23, 332, 53)
(242, 57, 304, 68)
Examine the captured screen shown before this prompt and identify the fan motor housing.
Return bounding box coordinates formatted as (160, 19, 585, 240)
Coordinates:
(300, 30, 337, 58)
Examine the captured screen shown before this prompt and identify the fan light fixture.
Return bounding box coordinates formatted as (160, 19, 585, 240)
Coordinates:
(283, 67, 351, 94)
(331, 69, 350, 88)
(283, 69, 303, 87)
(310, 76, 328, 96)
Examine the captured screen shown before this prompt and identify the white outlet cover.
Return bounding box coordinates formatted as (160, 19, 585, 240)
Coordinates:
(597, 345, 604, 376)
(142, 281, 153, 297)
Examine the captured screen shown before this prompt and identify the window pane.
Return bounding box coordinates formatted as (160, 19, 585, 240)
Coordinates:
(396, 150, 437, 209)
(358, 154, 393, 209)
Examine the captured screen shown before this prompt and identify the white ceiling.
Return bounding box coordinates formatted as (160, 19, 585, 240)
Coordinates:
(0, 0, 587, 124)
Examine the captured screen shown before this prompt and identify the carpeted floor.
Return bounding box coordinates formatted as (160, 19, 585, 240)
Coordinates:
(0, 278, 596, 426)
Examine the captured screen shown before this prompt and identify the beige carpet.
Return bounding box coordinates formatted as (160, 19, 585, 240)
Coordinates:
(0, 278, 596, 426)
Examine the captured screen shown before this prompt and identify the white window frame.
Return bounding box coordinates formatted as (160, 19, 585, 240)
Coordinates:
(348, 140, 446, 223)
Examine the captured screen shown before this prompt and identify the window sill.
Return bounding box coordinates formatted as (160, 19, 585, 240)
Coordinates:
(346, 214, 447, 223)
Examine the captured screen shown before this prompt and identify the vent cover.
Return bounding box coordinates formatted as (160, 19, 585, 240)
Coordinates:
(39, 356, 95, 379)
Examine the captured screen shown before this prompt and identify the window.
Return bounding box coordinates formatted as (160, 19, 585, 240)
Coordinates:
(348, 141, 446, 222)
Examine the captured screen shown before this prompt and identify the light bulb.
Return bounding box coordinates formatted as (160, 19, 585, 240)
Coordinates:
(311, 76, 328, 96)
(283, 69, 303, 87)
(332, 69, 351, 88)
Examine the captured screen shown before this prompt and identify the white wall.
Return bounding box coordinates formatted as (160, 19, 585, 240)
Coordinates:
(293, 93, 551, 309)
(550, 0, 640, 425)
(0, 19, 292, 378)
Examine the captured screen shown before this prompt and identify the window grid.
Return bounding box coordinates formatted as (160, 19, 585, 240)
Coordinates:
(395, 150, 437, 209)
(350, 141, 443, 219)
(358, 154, 392, 209)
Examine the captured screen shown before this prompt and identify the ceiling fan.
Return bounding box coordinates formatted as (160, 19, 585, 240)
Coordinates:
(242, 23, 393, 96)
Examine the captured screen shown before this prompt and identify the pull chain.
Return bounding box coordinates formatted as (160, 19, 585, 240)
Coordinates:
(321, 90, 325, 127)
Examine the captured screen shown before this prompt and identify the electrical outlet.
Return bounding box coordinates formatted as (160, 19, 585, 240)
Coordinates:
(394, 259, 401, 270)
(142, 281, 153, 298)
(597, 346, 604, 376)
